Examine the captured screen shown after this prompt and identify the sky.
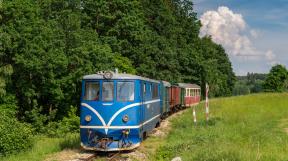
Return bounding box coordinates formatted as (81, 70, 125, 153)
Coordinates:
(193, 0, 288, 76)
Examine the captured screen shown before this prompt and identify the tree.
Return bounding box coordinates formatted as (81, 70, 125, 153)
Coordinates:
(232, 81, 250, 95)
(1, 0, 136, 124)
(264, 64, 288, 92)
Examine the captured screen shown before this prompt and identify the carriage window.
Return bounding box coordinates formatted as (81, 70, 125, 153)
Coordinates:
(143, 83, 146, 94)
(190, 89, 193, 96)
(117, 82, 135, 101)
(84, 82, 100, 101)
(152, 84, 159, 99)
(102, 82, 114, 101)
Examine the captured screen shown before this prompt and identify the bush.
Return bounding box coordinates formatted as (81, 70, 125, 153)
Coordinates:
(0, 105, 33, 156)
(264, 64, 288, 92)
(46, 106, 80, 137)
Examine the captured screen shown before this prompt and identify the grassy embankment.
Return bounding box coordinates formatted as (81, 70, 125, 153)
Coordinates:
(152, 93, 288, 161)
(2, 134, 79, 161)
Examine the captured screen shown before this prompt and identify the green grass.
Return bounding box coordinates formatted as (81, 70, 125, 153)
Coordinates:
(154, 93, 288, 161)
(1, 133, 80, 161)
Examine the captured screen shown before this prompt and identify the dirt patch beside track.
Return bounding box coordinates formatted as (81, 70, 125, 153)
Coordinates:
(151, 109, 186, 137)
(44, 149, 82, 161)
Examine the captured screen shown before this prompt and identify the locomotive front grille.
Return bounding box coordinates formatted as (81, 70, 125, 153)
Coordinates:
(98, 138, 113, 149)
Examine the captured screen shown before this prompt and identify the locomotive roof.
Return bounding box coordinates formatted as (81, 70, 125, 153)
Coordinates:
(83, 72, 160, 83)
(161, 81, 171, 87)
(177, 83, 200, 89)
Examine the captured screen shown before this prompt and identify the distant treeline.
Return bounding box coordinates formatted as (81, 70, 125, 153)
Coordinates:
(0, 0, 235, 155)
(233, 64, 288, 95)
(233, 73, 267, 95)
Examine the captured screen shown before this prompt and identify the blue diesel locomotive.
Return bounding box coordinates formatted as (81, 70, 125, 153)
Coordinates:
(80, 71, 200, 151)
(80, 71, 162, 151)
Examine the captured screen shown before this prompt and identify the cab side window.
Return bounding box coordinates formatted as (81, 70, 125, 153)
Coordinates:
(143, 83, 146, 95)
(117, 81, 135, 101)
(84, 82, 100, 101)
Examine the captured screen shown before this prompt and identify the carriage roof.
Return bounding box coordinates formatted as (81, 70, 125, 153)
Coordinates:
(161, 81, 171, 87)
(83, 72, 160, 83)
(177, 83, 200, 89)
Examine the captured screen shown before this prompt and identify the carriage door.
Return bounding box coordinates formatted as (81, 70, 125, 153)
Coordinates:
(140, 81, 147, 129)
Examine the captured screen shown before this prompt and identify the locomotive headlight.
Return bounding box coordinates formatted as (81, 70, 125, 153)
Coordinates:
(85, 115, 92, 122)
(122, 115, 129, 123)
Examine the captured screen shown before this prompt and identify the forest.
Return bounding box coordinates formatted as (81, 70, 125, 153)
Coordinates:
(0, 0, 236, 155)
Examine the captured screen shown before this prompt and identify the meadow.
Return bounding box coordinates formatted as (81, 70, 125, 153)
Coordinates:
(153, 93, 288, 161)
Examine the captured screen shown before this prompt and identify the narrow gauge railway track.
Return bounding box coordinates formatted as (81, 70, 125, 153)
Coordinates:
(107, 152, 122, 161)
(79, 151, 125, 161)
(79, 153, 96, 161)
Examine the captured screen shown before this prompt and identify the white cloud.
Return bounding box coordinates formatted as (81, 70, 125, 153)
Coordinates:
(199, 6, 276, 64)
(250, 30, 259, 39)
(265, 50, 279, 66)
(265, 50, 275, 61)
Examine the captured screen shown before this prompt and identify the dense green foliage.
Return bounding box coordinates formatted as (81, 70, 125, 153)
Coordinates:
(0, 96, 33, 156)
(264, 65, 288, 92)
(154, 93, 288, 160)
(46, 106, 80, 137)
(0, 0, 235, 155)
(0, 112, 33, 156)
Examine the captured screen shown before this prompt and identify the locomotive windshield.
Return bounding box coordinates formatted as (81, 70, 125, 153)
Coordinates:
(102, 82, 114, 101)
(117, 81, 134, 101)
(84, 82, 100, 101)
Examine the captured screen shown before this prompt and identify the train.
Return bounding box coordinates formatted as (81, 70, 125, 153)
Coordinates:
(80, 71, 201, 151)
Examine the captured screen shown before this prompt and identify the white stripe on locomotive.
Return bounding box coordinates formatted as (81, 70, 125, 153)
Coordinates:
(80, 114, 161, 129)
(81, 99, 160, 134)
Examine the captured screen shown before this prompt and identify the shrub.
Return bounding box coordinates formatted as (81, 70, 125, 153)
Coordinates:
(264, 64, 288, 92)
(46, 106, 80, 137)
(0, 105, 33, 156)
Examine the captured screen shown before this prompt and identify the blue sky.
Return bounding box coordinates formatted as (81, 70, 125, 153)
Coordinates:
(193, 0, 288, 75)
